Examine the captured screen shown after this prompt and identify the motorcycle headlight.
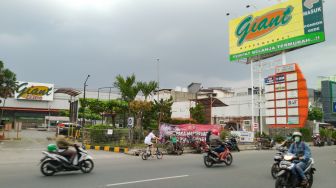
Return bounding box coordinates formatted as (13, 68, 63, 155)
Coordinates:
(284, 155, 294, 161)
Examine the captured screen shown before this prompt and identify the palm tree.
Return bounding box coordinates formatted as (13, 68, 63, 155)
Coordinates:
(113, 74, 141, 143)
(0, 61, 18, 126)
(137, 81, 158, 101)
(114, 74, 140, 103)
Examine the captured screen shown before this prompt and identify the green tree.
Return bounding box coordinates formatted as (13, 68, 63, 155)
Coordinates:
(59, 110, 70, 117)
(137, 81, 158, 101)
(83, 98, 128, 126)
(308, 107, 323, 121)
(129, 100, 152, 128)
(0, 61, 18, 125)
(153, 97, 173, 126)
(190, 103, 206, 124)
(105, 99, 128, 127)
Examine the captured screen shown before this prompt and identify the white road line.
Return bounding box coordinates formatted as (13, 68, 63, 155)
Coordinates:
(105, 175, 189, 187)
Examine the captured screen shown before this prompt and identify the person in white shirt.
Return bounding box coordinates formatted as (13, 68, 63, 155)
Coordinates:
(144, 129, 159, 156)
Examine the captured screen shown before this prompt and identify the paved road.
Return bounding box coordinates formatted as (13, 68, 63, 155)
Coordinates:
(0, 142, 335, 188)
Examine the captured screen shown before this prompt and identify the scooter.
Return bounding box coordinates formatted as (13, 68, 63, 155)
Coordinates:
(226, 137, 240, 152)
(275, 153, 315, 188)
(203, 144, 233, 168)
(40, 145, 94, 176)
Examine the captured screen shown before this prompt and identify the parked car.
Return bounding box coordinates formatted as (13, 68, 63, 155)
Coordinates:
(57, 123, 81, 136)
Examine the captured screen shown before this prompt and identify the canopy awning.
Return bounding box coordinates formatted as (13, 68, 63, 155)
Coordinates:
(55, 88, 81, 97)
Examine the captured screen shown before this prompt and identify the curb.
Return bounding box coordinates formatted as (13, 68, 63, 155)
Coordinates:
(85, 145, 129, 153)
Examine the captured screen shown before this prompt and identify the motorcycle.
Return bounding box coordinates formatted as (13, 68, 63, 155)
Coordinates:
(40, 145, 94, 176)
(312, 135, 322, 147)
(281, 139, 293, 149)
(275, 153, 315, 188)
(186, 135, 207, 153)
(226, 137, 240, 152)
(165, 140, 184, 155)
(203, 143, 233, 168)
(271, 147, 288, 179)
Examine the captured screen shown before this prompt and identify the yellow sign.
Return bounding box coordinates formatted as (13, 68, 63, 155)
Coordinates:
(229, 0, 325, 62)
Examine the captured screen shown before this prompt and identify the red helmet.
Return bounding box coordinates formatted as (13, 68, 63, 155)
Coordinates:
(212, 129, 219, 136)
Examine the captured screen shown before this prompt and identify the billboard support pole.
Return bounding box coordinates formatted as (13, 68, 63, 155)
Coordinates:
(251, 60, 255, 131)
(258, 62, 263, 133)
(282, 51, 287, 65)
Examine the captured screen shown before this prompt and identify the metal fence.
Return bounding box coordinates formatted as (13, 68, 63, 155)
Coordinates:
(82, 128, 145, 146)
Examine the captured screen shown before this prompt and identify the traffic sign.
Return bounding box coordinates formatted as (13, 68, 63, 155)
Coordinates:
(128, 117, 134, 128)
(333, 102, 336, 113)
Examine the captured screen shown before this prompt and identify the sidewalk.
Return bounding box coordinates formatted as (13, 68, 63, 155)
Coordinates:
(0, 129, 55, 149)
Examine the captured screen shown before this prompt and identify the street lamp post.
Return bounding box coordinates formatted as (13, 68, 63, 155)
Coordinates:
(83, 75, 90, 127)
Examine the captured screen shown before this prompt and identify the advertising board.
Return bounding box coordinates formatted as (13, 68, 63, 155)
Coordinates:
(229, 0, 325, 62)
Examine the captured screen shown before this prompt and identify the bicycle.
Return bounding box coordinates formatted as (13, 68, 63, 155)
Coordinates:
(141, 140, 163, 160)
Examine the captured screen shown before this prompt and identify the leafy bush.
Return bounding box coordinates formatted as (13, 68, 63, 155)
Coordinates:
(85, 124, 129, 144)
(319, 128, 327, 139)
(332, 131, 336, 140)
(220, 130, 229, 140)
(299, 128, 312, 142)
(169, 118, 197, 125)
(274, 134, 285, 143)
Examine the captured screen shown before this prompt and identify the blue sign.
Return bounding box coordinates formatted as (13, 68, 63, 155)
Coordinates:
(264, 77, 274, 85)
(276, 75, 285, 83)
(333, 102, 336, 113)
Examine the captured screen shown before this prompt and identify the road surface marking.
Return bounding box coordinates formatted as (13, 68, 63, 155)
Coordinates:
(105, 175, 189, 187)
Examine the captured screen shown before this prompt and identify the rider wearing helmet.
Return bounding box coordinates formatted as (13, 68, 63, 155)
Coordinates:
(288, 131, 312, 185)
(56, 135, 77, 165)
(206, 130, 212, 145)
(209, 129, 225, 160)
(47, 144, 58, 153)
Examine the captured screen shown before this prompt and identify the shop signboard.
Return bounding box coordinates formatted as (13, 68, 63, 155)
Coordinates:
(15, 82, 54, 101)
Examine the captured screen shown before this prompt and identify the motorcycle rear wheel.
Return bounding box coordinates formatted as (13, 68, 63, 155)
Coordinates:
(40, 161, 56, 176)
(79, 159, 94, 173)
(204, 156, 213, 168)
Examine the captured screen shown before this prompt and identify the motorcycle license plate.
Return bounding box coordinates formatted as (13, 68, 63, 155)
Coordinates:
(203, 153, 208, 157)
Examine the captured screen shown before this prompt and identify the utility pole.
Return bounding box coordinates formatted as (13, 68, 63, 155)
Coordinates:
(156, 59, 161, 127)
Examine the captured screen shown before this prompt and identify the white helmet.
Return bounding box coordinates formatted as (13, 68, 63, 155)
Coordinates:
(292, 132, 302, 138)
